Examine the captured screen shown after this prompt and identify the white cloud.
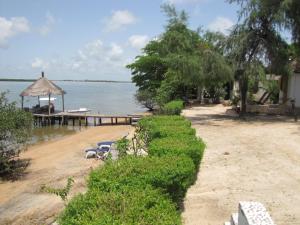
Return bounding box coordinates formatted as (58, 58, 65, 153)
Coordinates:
(68, 39, 125, 74)
(104, 10, 137, 32)
(31, 57, 49, 69)
(29, 39, 130, 80)
(129, 35, 149, 49)
(208, 16, 234, 35)
(39, 12, 56, 36)
(75, 39, 124, 62)
(0, 16, 30, 48)
(109, 43, 124, 59)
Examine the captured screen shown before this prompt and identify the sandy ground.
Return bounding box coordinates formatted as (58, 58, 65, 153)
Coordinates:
(0, 125, 133, 225)
(182, 105, 300, 225)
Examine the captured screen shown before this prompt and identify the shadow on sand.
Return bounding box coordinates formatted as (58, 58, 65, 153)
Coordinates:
(185, 108, 297, 126)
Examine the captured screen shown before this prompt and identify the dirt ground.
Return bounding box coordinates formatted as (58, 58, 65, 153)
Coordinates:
(182, 105, 300, 225)
(0, 125, 133, 225)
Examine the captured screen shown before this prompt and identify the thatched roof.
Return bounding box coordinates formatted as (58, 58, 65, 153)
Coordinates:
(20, 73, 65, 97)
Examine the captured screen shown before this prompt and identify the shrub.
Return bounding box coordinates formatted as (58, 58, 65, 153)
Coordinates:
(60, 115, 206, 225)
(161, 100, 184, 115)
(116, 137, 129, 158)
(138, 116, 195, 142)
(135, 89, 156, 111)
(139, 115, 191, 128)
(0, 92, 32, 180)
(59, 186, 181, 225)
(88, 155, 195, 205)
(148, 136, 205, 167)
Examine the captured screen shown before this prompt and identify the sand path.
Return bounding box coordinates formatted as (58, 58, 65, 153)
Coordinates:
(182, 105, 300, 225)
(0, 125, 133, 225)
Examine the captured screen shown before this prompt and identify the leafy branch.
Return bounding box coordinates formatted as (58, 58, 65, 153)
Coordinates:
(40, 177, 74, 204)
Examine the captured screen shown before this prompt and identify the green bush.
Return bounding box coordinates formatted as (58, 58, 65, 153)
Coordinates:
(149, 137, 205, 167)
(88, 155, 195, 204)
(161, 100, 184, 115)
(60, 115, 205, 225)
(59, 186, 181, 225)
(139, 115, 191, 128)
(138, 116, 195, 142)
(116, 137, 129, 158)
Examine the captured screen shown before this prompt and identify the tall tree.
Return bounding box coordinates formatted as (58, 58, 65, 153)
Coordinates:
(127, 4, 232, 107)
(227, 0, 290, 115)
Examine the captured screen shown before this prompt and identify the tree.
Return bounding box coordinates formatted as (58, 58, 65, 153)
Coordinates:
(227, 0, 291, 116)
(127, 4, 233, 107)
(0, 92, 32, 179)
(135, 89, 156, 111)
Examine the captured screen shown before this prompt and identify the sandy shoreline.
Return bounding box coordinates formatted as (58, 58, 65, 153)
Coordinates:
(0, 125, 133, 225)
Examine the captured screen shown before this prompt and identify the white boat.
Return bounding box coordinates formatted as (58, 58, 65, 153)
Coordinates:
(66, 108, 91, 113)
(39, 97, 57, 101)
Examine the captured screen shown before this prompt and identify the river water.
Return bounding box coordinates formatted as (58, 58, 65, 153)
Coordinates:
(0, 81, 144, 115)
(0, 81, 144, 143)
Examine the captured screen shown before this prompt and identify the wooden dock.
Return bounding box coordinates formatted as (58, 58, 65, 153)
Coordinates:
(33, 112, 142, 127)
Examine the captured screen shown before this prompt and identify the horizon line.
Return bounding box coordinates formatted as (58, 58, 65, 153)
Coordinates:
(0, 78, 132, 83)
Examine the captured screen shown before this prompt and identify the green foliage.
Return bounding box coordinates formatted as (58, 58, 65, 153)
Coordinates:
(265, 80, 280, 103)
(0, 92, 33, 179)
(230, 0, 300, 51)
(140, 121, 195, 143)
(161, 100, 184, 115)
(127, 5, 233, 108)
(149, 137, 205, 168)
(227, 0, 294, 114)
(60, 115, 205, 224)
(135, 89, 156, 111)
(40, 177, 74, 203)
(116, 137, 129, 158)
(59, 186, 181, 225)
(88, 155, 195, 204)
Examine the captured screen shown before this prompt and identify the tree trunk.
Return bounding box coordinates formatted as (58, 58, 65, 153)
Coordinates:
(239, 72, 248, 117)
(197, 86, 202, 103)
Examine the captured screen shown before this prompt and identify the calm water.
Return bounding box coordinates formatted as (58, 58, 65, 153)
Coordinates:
(0, 81, 144, 143)
(0, 81, 144, 115)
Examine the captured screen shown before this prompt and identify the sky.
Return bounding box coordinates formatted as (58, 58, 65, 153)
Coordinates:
(0, 0, 239, 81)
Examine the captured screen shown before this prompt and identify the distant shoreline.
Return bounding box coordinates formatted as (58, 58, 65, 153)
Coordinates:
(0, 78, 132, 83)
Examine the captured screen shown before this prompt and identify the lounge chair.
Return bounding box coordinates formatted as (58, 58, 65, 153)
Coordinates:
(85, 143, 112, 159)
(97, 141, 114, 148)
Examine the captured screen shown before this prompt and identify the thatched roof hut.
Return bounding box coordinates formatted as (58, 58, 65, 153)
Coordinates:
(20, 72, 66, 114)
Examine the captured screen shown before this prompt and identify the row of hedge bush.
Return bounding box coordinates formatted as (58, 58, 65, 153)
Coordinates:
(59, 115, 205, 225)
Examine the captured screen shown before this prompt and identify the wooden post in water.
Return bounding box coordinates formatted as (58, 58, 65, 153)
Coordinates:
(48, 94, 51, 115)
(62, 93, 65, 112)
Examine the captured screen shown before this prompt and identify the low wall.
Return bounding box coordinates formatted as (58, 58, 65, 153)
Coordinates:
(225, 201, 275, 225)
(246, 104, 291, 115)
